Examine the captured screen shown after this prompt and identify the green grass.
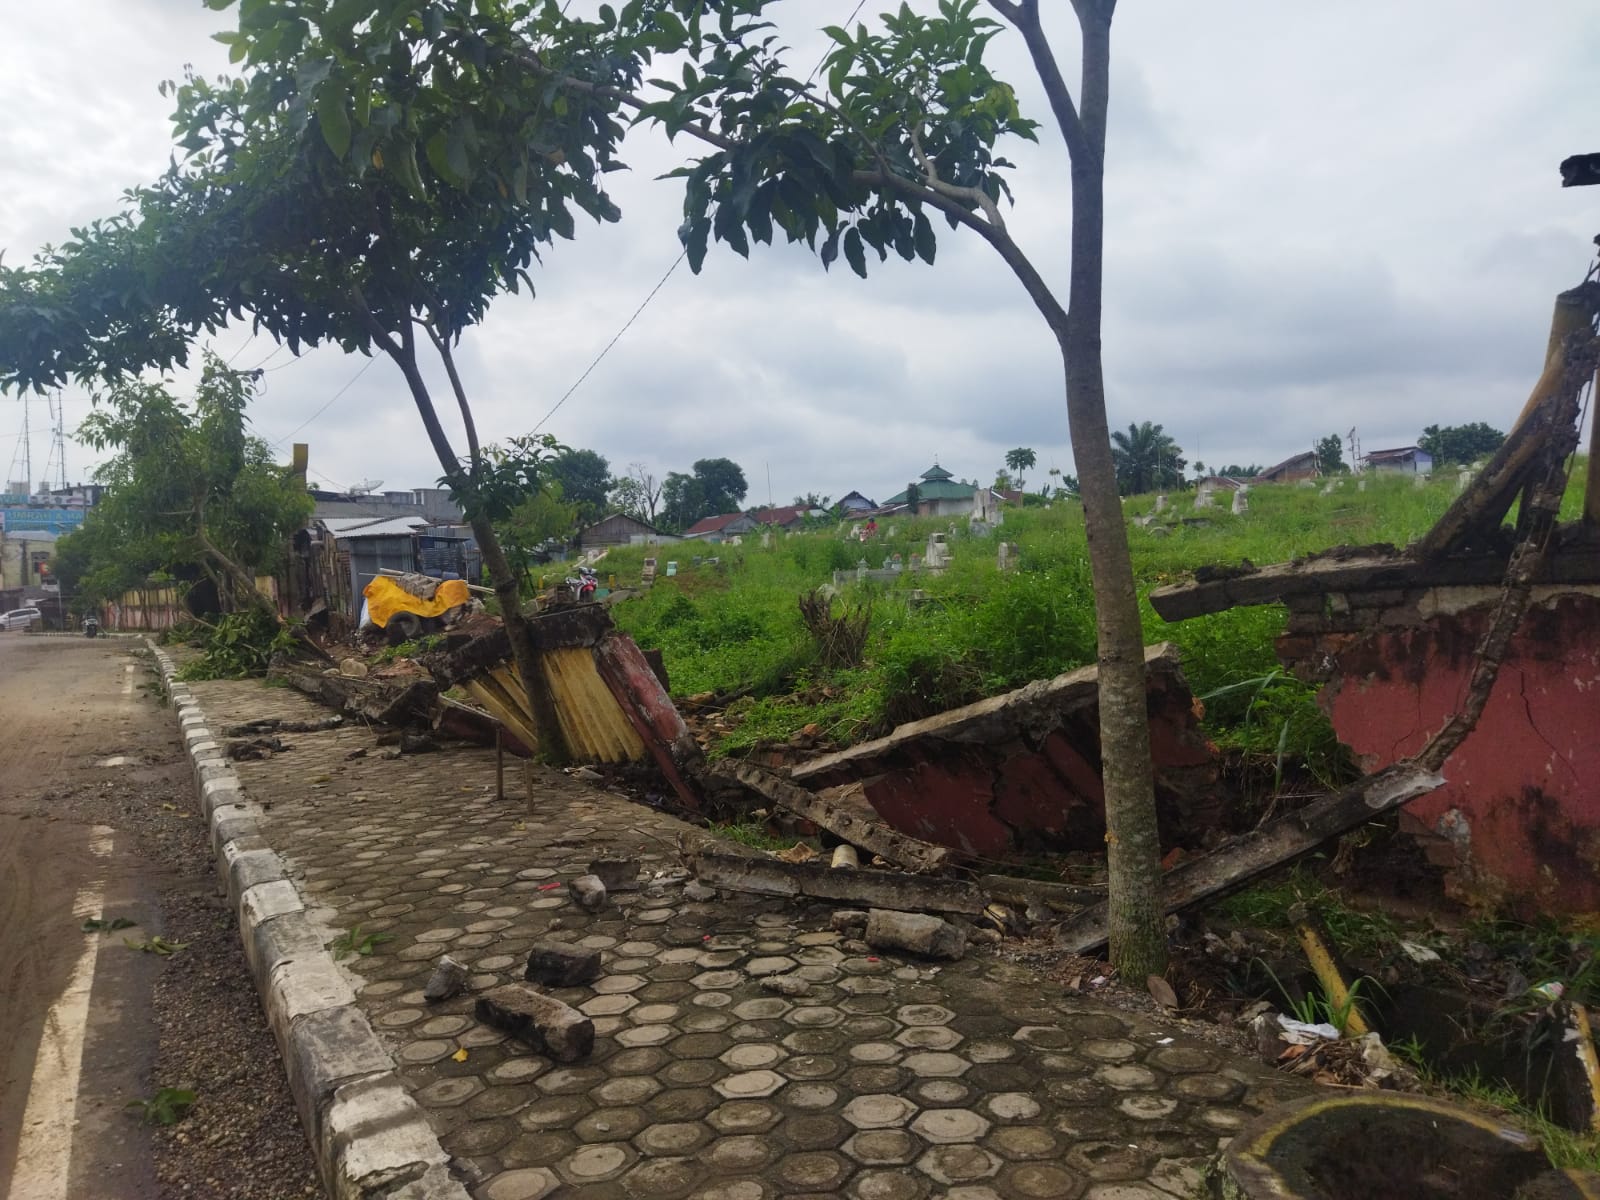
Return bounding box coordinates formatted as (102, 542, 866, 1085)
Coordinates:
(602, 464, 1590, 761)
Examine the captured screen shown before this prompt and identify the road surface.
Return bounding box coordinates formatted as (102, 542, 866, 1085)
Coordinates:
(0, 634, 318, 1200)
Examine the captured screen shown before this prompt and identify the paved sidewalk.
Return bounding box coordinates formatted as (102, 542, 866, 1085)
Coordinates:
(186, 674, 1306, 1200)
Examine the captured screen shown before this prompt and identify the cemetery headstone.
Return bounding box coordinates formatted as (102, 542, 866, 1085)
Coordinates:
(1231, 490, 1249, 515)
(665, 561, 677, 577)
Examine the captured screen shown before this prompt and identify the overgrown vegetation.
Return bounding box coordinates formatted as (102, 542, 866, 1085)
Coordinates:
(610, 468, 1589, 767)
(170, 611, 299, 681)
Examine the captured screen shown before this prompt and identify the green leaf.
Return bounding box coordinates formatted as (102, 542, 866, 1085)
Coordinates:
(843, 227, 866, 278)
(819, 227, 840, 270)
(315, 86, 352, 159)
(913, 210, 937, 264)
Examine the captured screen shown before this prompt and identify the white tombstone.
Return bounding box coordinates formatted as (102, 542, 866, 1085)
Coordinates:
(1414, 472, 1427, 489)
(761, 531, 771, 548)
(886, 525, 897, 538)
(1457, 468, 1475, 494)
(1358, 479, 1367, 492)
(1195, 487, 1214, 509)
(1231, 490, 1249, 515)
(856, 558, 869, 582)
(665, 561, 678, 577)
(642, 557, 657, 585)
(730, 535, 743, 545)
(1155, 494, 1168, 513)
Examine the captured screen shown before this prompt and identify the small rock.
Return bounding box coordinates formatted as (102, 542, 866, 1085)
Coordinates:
(760, 974, 810, 996)
(422, 955, 469, 1002)
(969, 928, 1001, 945)
(572, 767, 604, 784)
(864, 909, 966, 961)
(338, 657, 369, 678)
(589, 855, 641, 892)
(829, 909, 869, 933)
(568, 875, 608, 912)
(525, 940, 602, 987)
(476, 983, 594, 1062)
(683, 882, 717, 902)
(842, 939, 869, 954)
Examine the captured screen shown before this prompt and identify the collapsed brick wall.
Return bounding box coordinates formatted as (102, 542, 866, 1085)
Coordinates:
(1276, 586, 1600, 914)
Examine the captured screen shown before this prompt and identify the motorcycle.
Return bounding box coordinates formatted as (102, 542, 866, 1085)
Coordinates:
(83, 616, 100, 638)
(563, 566, 599, 603)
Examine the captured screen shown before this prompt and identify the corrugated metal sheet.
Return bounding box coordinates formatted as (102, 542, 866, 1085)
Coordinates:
(462, 651, 647, 765)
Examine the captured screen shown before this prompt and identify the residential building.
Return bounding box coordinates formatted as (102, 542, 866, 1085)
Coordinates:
(1254, 451, 1321, 484)
(1361, 446, 1434, 474)
(750, 504, 825, 530)
(682, 513, 758, 543)
(882, 464, 981, 518)
(837, 490, 878, 514)
(578, 513, 678, 549)
(1194, 475, 1246, 507)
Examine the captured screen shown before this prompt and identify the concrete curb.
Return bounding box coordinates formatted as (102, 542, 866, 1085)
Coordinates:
(145, 639, 470, 1200)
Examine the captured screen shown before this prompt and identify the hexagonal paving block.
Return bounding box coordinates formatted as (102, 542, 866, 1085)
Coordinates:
(479, 1166, 560, 1200)
(416, 1075, 484, 1107)
(593, 973, 649, 995)
(537, 1066, 606, 1095)
(574, 1106, 650, 1142)
(645, 1088, 721, 1122)
(632, 1003, 686, 1024)
(730, 997, 792, 1021)
(555, 1142, 637, 1185)
(985, 1125, 1060, 1162)
(580, 993, 640, 1017)
(693, 969, 744, 990)
(995, 1162, 1087, 1199)
(776, 1150, 854, 1193)
(917, 1144, 1002, 1186)
(1118, 1094, 1179, 1121)
(982, 1092, 1042, 1122)
(1171, 1073, 1244, 1103)
(593, 1075, 664, 1107)
(842, 1093, 917, 1130)
(707, 1099, 783, 1135)
(849, 1042, 902, 1064)
(782, 1028, 844, 1055)
(502, 1130, 580, 1168)
(1078, 1038, 1139, 1062)
(894, 1026, 963, 1052)
(617, 1024, 677, 1048)
(842, 1127, 924, 1167)
(778, 1112, 853, 1151)
(721, 1043, 787, 1070)
(1094, 1064, 1159, 1091)
(784, 1005, 844, 1029)
(745, 955, 799, 978)
(713, 1070, 786, 1099)
(620, 1155, 707, 1197)
(1063, 1141, 1153, 1182)
(632, 1120, 715, 1157)
(910, 1108, 991, 1145)
(661, 1059, 722, 1088)
(850, 1169, 928, 1200)
(901, 1052, 969, 1078)
(895, 1004, 955, 1027)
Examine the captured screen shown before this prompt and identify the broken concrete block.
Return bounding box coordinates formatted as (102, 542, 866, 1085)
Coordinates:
(339, 657, 369, 678)
(761, 974, 810, 996)
(864, 909, 966, 960)
(567, 874, 608, 912)
(524, 941, 602, 988)
(683, 881, 717, 902)
(588, 855, 641, 892)
(475, 983, 594, 1062)
(830, 909, 869, 933)
(830, 844, 860, 869)
(422, 955, 469, 1002)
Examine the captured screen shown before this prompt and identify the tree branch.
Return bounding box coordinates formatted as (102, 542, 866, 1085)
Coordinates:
(423, 318, 482, 468)
(987, 0, 1091, 165)
(908, 125, 1006, 233)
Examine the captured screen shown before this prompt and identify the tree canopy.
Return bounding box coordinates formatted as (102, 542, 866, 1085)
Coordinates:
(1315, 434, 1346, 475)
(1110, 421, 1185, 495)
(1419, 422, 1505, 467)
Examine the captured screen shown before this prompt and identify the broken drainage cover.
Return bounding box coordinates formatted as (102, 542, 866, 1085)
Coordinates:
(1222, 1093, 1600, 1200)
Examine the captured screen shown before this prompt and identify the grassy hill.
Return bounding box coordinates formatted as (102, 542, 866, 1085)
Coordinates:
(600, 458, 1590, 777)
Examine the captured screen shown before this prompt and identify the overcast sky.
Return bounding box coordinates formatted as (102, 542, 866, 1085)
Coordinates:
(3, 1, 1597, 506)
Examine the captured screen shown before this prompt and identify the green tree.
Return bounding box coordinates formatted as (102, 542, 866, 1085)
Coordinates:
(693, 458, 748, 516)
(903, 482, 922, 515)
(660, 471, 707, 532)
(1315, 434, 1346, 475)
(1004, 446, 1037, 490)
(547, 448, 611, 525)
(62, 351, 310, 614)
(498, 485, 578, 585)
(1418, 422, 1506, 467)
(1110, 421, 1186, 495)
(993, 468, 1015, 492)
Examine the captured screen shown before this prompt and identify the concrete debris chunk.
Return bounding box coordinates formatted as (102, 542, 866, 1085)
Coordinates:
(588, 855, 641, 892)
(567, 874, 608, 912)
(864, 908, 967, 960)
(339, 657, 370, 678)
(760, 974, 810, 996)
(475, 983, 594, 1062)
(683, 881, 717, 902)
(422, 954, 469, 1002)
(524, 941, 602, 987)
(829, 909, 869, 933)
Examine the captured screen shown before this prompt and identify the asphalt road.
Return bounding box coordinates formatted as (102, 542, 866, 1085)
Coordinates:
(0, 634, 320, 1200)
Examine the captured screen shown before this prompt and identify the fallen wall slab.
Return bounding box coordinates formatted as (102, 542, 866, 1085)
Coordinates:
(791, 642, 1220, 859)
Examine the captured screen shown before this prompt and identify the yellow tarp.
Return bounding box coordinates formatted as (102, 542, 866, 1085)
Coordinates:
(362, 576, 471, 628)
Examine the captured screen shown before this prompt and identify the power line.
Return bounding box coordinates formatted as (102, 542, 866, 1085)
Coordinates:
(271, 356, 378, 446)
(530, 251, 686, 434)
(808, 0, 866, 84)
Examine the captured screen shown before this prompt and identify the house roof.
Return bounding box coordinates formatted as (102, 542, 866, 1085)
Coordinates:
(883, 475, 978, 504)
(920, 464, 955, 482)
(1362, 446, 1424, 462)
(1197, 475, 1245, 489)
(751, 504, 819, 527)
(683, 512, 750, 537)
(838, 490, 877, 508)
(321, 515, 432, 538)
(1256, 450, 1320, 480)
(581, 512, 662, 535)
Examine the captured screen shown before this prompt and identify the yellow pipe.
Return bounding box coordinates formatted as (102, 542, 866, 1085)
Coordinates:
(1289, 903, 1370, 1038)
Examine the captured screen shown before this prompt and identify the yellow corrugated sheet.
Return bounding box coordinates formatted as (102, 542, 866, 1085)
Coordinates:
(463, 649, 645, 764)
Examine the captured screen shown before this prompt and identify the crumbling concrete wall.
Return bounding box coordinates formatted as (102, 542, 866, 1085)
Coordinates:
(1277, 586, 1600, 913)
(792, 643, 1220, 859)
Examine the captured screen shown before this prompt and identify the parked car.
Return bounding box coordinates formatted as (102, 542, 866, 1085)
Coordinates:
(0, 607, 43, 631)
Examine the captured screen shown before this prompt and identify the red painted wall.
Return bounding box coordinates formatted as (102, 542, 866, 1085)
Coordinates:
(1313, 594, 1600, 913)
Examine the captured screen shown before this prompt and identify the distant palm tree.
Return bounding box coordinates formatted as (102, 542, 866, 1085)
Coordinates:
(1004, 447, 1037, 491)
(1110, 422, 1186, 495)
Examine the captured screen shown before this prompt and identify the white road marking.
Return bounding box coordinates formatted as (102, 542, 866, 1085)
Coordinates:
(9, 826, 115, 1200)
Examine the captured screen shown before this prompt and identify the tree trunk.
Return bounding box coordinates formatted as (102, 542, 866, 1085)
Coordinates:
(381, 335, 573, 765)
(1059, 5, 1167, 979)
